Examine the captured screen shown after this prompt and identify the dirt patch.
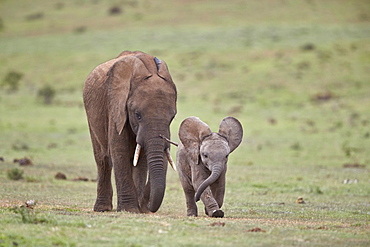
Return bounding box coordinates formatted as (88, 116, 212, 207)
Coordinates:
(71, 177, 89, 182)
(247, 227, 266, 232)
(343, 163, 365, 168)
(311, 91, 334, 102)
(209, 221, 225, 227)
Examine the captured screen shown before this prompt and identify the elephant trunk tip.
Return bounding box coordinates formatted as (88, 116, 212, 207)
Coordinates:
(195, 185, 206, 202)
(195, 193, 201, 202)
(147, 189, 165, 213)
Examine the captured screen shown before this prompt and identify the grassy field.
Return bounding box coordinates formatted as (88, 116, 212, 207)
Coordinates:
(1, 0, 369, 246)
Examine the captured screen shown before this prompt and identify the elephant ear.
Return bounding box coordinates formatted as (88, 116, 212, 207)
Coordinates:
(218, 117, 243, 153)
(179, 117, 212, 164)
(154, 57, 173, 82)
(107, 56, 152, 135)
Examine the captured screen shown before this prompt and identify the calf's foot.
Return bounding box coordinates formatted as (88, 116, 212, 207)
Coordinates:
(211, 209, 224, 218)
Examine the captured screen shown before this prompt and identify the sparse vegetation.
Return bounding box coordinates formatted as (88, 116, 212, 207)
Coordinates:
(2, 71, 23, 92)
(37, 84, 56, 105)
(0, 0, 369, 246)
(7, 168, 24, 180)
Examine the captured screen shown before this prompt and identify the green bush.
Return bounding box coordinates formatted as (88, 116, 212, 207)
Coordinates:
(7, 168, 24, 180)
(10, 204, 53, 224)
(2, 71, 24, 92)
(37, 85, 56, 105)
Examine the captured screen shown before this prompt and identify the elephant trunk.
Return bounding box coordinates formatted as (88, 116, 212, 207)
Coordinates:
(195, 164, 223, 202)
(145, 138, 167, 212)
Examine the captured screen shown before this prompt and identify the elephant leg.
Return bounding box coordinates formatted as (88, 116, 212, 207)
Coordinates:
(110, 129, 140, 213)
(112, 155, 140, 212)
(115, 178, 140, 212)
(193, 177, 223, 218)
(177, 168, 198, 216)
(183, 182, 198, 217)
(89, 130, 112, 212)
(94, 155, 113, 212)
(184, 188, 198, 216)
(198, 187, 224, 218)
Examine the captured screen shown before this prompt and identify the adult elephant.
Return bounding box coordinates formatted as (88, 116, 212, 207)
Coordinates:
(83, 51, 177, 213)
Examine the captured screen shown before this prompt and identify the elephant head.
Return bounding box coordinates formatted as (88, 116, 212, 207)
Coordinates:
(84, 51, 177, 213)
(178, 116, 243, 202)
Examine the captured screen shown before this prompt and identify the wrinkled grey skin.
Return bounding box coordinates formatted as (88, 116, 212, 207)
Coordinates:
(83, 51, 177, 213)
(176, 116, 243, 217)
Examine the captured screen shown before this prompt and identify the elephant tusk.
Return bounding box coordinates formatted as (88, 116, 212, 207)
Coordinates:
(133, 144, 141, 166)
(165, 148, 177, 171)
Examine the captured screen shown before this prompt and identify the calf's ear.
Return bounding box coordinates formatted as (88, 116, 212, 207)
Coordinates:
(218, 117, 243, 153)
(178, 117, 212, 164)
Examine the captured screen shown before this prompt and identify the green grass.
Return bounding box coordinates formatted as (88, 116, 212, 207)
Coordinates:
(1, 0, 369, 246)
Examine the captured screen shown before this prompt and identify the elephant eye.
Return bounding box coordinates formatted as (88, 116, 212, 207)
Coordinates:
(203, 153, 208, 159)
(135, 112, 142, 121)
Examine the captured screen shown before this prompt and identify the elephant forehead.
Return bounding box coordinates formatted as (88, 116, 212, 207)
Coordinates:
(133, 82, 176, 101)
(201, 134, 230, 153)
(129, 84, 177, 115)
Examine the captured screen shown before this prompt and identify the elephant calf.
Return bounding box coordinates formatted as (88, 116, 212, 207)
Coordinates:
(176, 116, 243, 217)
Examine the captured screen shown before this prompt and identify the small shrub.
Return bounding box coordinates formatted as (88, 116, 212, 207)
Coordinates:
(73, 26, 87, 34)
(290, 142, 302, 151)
(12, 142, 29, 150)
(2, 71, 24, 92)
(11, 206, 33, 223)
(7, 168, 24, 180)
(37, 85, 56, 104)
(301, 43, 315, 51)
(11, 204, 53, 224)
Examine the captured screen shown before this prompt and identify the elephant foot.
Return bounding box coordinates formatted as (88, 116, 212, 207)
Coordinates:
(139, 205, 151, 214)
(138, 199, 152, 213)
(187, 212, 198, 217)
(187, 208, 198, 217)
(211, 209, 224, 218)
(94, 203, 112, 212)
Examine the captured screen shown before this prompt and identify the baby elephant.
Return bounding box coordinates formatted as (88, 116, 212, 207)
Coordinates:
(176, 116, 243, 217)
